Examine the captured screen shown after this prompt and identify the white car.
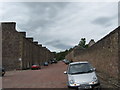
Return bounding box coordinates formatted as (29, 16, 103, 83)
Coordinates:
(64, 61, 100, 90)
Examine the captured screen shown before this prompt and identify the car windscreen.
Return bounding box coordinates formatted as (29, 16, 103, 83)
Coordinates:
(68, 63, 94, 74)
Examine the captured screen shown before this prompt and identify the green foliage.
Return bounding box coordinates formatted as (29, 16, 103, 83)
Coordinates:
(55, 48, 74, 61)
(78, 38, 88, 49)
(55, 50, 69, 61)
(55, 38, 89, 61)
(69, 48, 73, 52)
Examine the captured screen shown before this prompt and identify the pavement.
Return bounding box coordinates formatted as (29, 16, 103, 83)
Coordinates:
(2, 61, 116, 89)
(2, 61, 68, 88)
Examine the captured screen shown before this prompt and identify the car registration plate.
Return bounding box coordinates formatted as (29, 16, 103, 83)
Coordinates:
(78, 85, 92, 89)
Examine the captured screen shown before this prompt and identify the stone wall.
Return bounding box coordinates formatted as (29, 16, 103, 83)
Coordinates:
(65, 50, 74, 61)
(118, 27, 120, 84)
(2, 22, 21, 70)
(2, 22, 54, 70)
(66, 26, 120, 85)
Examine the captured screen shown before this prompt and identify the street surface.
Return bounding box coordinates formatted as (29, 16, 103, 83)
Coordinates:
(3, 61, 67, 88)
(2, 61, 115, 89)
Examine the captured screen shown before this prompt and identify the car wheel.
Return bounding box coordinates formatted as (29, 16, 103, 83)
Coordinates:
(68, 86, 77, 90)
(2, 72, 5, 76)
(94, 85, 101, 90)
(95, 88, 101, 90)
(2, 74, 4, 76)
(67, 86, 72, 89)
(96, 87, 101, 90)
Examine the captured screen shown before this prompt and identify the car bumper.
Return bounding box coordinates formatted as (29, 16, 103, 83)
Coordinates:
(31, 67, 40, 69)
(68, 83, 100, 89)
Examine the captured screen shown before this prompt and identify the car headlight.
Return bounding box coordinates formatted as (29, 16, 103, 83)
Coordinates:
(69, 80, 80, 86)
(70, 80, 74, 84)
(89, 77, 98, 85)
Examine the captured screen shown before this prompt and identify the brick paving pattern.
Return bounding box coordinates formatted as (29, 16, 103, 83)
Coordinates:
(3, 61, 67, 88)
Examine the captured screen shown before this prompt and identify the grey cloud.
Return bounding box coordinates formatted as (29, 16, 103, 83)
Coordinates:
(45, 40, 60, 45)
(118, 2, 120, 25)
(1, 2, 117, 52)
(92, 16, 115, 27)
(19, 19, 51, 31)
(22, 2, 69, 8)
(45, 40, 72, 50)
(18, 2, 69, 31)
(53, 43, 72, 50)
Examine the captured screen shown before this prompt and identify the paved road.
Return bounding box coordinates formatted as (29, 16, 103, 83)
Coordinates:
(2, 61, 115, 89)
(3, 61, 68, 88)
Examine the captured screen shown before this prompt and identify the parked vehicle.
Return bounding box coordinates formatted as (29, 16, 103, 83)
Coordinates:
(64, 61, 100, 90)
(62, 59, 66, 62)
(31, 65, 41, 70)
(51, 60, 57, 64)
(63, 59, 70, 64)
(0, 67, 5, 76)
(44, 62, 49, 66)
(48, 60, 53, 64)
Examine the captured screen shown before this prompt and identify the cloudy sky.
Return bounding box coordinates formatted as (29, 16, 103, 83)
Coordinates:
(0, 2, 118, 52)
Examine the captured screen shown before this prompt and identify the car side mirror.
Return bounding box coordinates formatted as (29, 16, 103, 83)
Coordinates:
(64, 71, 67, 74)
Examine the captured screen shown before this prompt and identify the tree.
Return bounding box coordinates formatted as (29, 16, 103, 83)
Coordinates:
(78, 38, 88, 49)
(55, 49, 69, 61)
(78, 38, 86, 48)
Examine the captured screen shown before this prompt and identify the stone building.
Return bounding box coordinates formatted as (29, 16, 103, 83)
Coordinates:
(2, 22, 54, 70)
(88, 39, 95, 47)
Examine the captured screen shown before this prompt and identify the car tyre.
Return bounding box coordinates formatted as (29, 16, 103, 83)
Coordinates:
(2, 72, 5, 76)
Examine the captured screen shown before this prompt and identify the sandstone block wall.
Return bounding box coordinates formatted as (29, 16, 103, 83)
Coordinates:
(2, 22, 54, 70)
(118, 27, 120, 84)
(2, 22, 21, 70)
